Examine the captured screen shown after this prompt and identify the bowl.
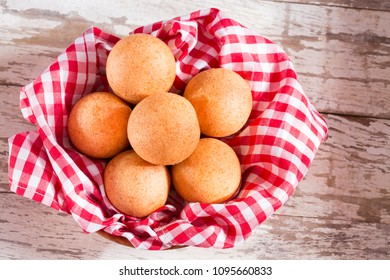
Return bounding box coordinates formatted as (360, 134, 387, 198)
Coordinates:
(8, 8, 328, 250)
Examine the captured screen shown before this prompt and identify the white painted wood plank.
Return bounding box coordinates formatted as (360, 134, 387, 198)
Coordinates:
(0, 141, 10, 186)
(1, 1, 389, 117)
(0, 43, 61, 86)
(0, 191, 388, 259)
(2, 83, 390, 224)
(0, 85, 35, 138)
(281, 114, 390, 224)
(1, 0, 389, 260)
(268, 0, 390, 11)
(3, 0, 389, 38)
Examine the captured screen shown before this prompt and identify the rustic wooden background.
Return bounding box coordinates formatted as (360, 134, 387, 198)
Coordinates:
(0, 0, 389, 259)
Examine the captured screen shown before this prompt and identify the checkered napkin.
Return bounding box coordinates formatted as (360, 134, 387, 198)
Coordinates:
(8, 8, 328, 249)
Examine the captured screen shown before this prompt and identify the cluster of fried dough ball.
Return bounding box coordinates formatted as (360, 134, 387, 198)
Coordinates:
(67, 34, 252, 218)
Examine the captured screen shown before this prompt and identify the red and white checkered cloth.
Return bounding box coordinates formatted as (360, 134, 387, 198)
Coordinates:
(8, 8, 328, 250)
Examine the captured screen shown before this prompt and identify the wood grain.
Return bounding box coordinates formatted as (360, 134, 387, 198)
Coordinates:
(2, 82, 390, 224)
(0, 85, 35, 138)
(0, 141, 10, 187)
(269, 0, 390, 11)
(2, 111, 389, 223)
(0, 191, 388, 259)
(282, 114, 390, 224)
(1, 0, 389, 259)
(0, 1, 389, 117)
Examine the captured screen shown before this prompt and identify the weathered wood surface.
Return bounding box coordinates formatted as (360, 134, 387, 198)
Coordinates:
(0, 191, 388, 260)
(1, 1, 389, 118)
(0, 0, 389, 259)
(2, 96, 389, 224)
(271, 0, 390, 11)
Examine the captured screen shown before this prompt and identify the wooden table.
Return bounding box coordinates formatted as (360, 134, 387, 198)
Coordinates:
(0, 0, 389, 259)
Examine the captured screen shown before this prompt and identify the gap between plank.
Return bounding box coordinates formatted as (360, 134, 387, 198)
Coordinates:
(266, 0, 390, 12)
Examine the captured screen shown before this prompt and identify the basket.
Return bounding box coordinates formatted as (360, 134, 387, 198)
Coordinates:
(8, 8, 328, 250)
